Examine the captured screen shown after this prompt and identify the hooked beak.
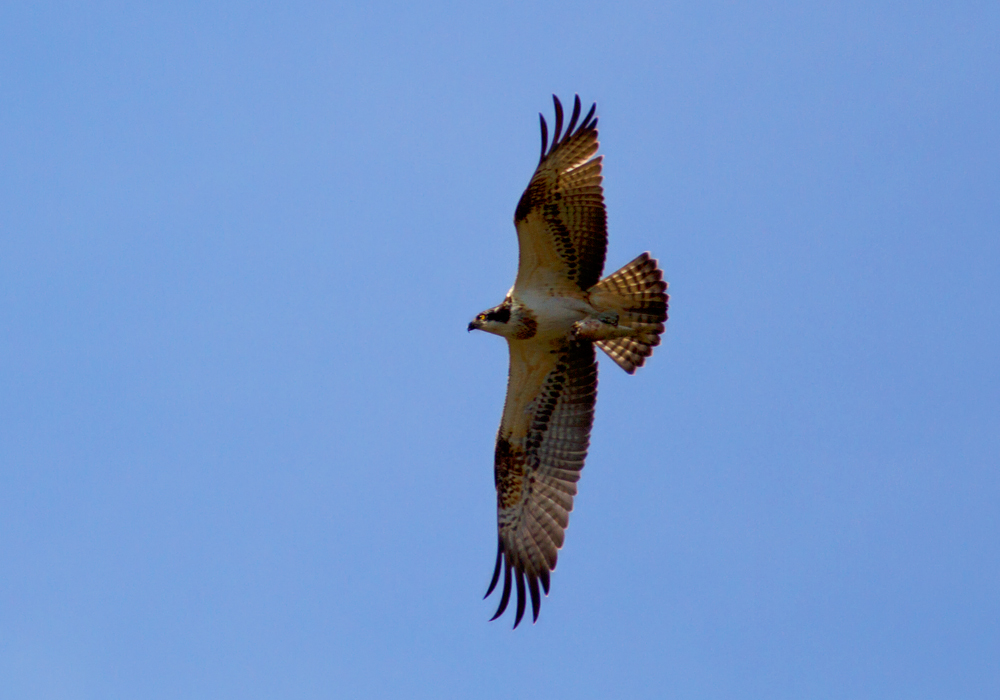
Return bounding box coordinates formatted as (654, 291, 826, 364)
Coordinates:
(467, 320, 479, 332)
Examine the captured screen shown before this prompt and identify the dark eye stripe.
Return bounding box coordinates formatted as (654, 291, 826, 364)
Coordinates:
(487, 307, 511, 324)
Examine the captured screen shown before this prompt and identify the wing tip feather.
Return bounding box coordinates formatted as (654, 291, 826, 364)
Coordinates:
(489, 555, 514, 621)
(484, 540, 503, 598)
(537, 94, 599, 164)
(513, 568, 527, 628)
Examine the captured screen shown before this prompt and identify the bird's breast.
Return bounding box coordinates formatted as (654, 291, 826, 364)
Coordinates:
(512, 290, 592, 340)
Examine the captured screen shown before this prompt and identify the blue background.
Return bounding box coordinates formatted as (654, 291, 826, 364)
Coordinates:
(2, 2, 998, 697)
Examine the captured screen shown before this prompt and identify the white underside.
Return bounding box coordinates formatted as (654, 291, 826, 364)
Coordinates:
(514, 289, 594, 341)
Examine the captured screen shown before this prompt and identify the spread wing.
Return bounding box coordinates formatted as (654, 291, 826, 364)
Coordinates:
(513, 95, 607, 294)
(485, 338, 598, 627)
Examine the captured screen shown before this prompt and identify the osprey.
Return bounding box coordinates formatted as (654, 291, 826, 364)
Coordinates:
(468, 96, 669, 627)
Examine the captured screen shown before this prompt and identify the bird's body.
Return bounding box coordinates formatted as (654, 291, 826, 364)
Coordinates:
(468, 96, 668, 627)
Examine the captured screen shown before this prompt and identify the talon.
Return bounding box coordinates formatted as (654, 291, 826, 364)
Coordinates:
(571, 318, 606, 340)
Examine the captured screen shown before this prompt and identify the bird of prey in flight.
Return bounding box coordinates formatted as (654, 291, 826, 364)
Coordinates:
(468, 95, 669, 628)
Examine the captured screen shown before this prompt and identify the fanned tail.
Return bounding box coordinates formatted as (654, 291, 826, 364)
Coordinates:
(588, 253, 668, 373)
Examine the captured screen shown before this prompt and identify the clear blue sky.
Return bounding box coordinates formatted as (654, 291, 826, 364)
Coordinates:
(2, 2, 998, 698)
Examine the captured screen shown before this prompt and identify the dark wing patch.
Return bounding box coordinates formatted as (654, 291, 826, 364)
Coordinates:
(486, 340, 598, 627)
(514, 95, 607, 292)
(494, 436, 525, 508)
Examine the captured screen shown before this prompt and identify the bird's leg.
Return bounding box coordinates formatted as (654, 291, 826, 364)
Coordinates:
(571, 312, 634, 341)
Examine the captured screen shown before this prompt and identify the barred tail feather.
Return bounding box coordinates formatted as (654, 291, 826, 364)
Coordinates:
(588, 252, 669, 374)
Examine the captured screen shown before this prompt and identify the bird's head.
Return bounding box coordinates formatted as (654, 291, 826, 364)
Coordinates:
(468, 302, 512, 336)
(468, 298, 538, 340)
